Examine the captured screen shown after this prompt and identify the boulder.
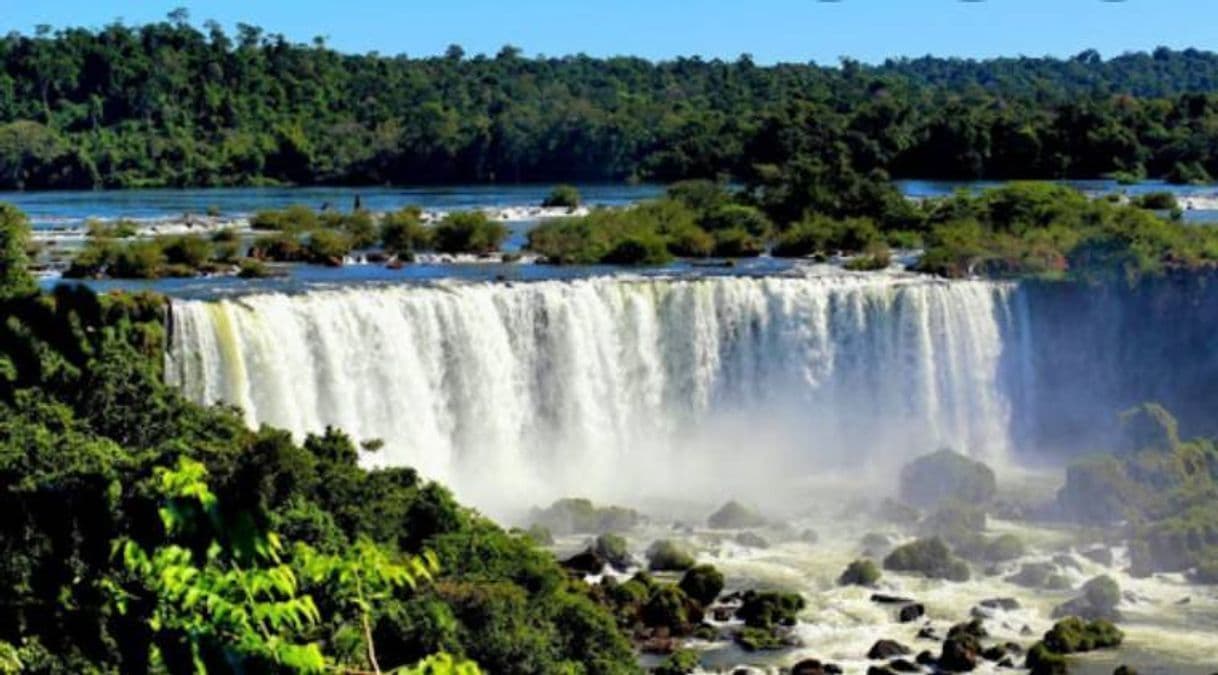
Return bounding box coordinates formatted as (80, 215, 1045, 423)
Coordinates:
(561, 548, 605, 574)
(593, 533, 634, 571)
(838, 559, 882, 587)
(888, 659, 919, 673)
(735, 590, 805, 629)
(678, 565, 725, 606)
(1052, 575, 1122, 621)
(708, 500, 767, 529)
(1006, 562, 1072, 590)
(791, 659, 842, 675)
(897, 603, 925, 623)
(735, 531, 771, 549)
(939, 620, 986, 672)
(647, 539, 696, 572)
(530, 497, 641, 535)
(979, 597, 1021, 611)
(898, 449, 997, 508)
(871, 593, 914, 605)
(1081, 546, 1114, 566)
(883, 537, 971, 581)
(867, 639, 912, 659)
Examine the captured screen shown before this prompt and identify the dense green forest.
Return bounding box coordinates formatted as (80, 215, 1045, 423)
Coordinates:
(5, 12, 1218, 189)
(0, 205, 640, 673)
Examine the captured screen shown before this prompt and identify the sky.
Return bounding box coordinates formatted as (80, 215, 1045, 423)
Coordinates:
(4, 0, 1218, 64)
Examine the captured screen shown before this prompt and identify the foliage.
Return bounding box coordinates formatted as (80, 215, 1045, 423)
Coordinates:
(542, 185, 581, 209)
(0, 203, 36, 300)
(381, 207, 432, 257)
(899, 448, 998, 508)
(735, 590, 804, 629)
(529, 497, 641, 535)
(432, 212, 507, 255)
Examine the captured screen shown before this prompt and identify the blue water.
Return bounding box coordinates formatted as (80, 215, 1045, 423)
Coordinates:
(54, 256, 796, 299)
(3, 184, 665, 228)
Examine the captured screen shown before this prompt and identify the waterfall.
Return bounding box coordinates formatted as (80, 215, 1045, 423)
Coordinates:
(166, 273, 1021, 512)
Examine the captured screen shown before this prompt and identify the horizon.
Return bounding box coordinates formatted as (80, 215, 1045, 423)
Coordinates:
(6, 0, 1218, 66)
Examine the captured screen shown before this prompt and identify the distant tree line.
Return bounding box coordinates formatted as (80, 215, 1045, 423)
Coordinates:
(3, 12, 1218, 190)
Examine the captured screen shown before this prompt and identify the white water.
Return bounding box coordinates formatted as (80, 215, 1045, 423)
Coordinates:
(166, 271, 1022, 514)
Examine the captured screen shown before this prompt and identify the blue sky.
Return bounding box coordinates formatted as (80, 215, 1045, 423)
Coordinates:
(6, 0, 1217, 64)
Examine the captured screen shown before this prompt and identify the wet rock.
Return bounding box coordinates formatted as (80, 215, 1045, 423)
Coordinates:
(708, 500, 767, 529)
(883, 537, 971, 582)
(888, 659, 919, 673)
(647, 539, 696, 572)
(531, 497, 641, 535)
(877, 498, 921, 525)
(939, 633, 980, 671)
(561, 548, 606, 574)
(1052, 575, 1122, 622)
(711, 606, 734, 622)
(735, 531, 771, 549)
(1006, 562, 1072, 590)
(980, 597, 1021, 611)
(593, 533, 634, 571)
(678, 565, 725, 606)
(867, 639, 912, 659)
(839, 559, 882, 587)
(916, 649, 937, 665)
(916, 625, 940, 641)
(1081, 546, 1114, 566)
(866, 667, 897, 675)
(871, 593, 915, 605)
(898, 603, 925, 623)
(1053, 553, 1082, 571)
(899, 448, 997, 508)
(791, 659, 842, 675)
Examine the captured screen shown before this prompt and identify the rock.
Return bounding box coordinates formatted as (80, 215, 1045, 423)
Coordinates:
(1052, 575, 1122, 621)
(871, 593, 915, 605)
(1006, 562, 1072, 590)
(839, 559, 882, 586)
(641, 586, 702, 632)
(791, 659, 843, 675)
(898, 449, 997, 508)
(883, 537, 971, 581)
(1081, 546, 1114, 566)
(530, 497, 641, 535)
(1041, 617, 1124, 653)
(593, 533, 634, 571)
(560, 548, 605, 574)
(888, 659, 919, 673)
(711, 606, 734, 622)
(979, 597, 1021, 611)
(678, 565, 725, 606)
(915, 650, 936, 665)
(708, 500, 767, 529)
(735, 531, 771, 549)
(898, 603, 925, 623)
(866, 667, 897, 675)
(916, 626, 940, 641)
(938, 620, 987, 671)
(736, 590, 805, 628)
(1053, 553, 1082, 571)
(733, 626, 789, 651)
(877, 498, 921, 525)
(1113, 666, 1139, 675)
(867, 639, 912, 659)
(647, 539, 696, 572)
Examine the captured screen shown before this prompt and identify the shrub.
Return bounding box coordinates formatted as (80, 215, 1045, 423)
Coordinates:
(250, 233, 305, 262)
(711, 227, 764, 257)
(433, 211, 507, 254)
(250, 204, 319, 231)
(305, 229, 352, 265)
(380, 207, 432, 255)
(542, 184, 581, 209)
(653, 649, 699, 675)
(160, 234, 212, 268)
(108, 240, 166, 278)
(700, 204, 772, 237)
(593, 533, 632, 570)
(602, 233, 672, 265)
(237, 258, 271, 279)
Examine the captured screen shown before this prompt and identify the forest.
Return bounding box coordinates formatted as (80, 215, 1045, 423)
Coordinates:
(4, 12, 1218, 189)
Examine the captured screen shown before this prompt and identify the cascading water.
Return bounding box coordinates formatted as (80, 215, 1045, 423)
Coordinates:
(166, 272, 1023, 513)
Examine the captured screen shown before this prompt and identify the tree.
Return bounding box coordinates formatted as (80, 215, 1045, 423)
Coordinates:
(0, 203, 36, 300)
